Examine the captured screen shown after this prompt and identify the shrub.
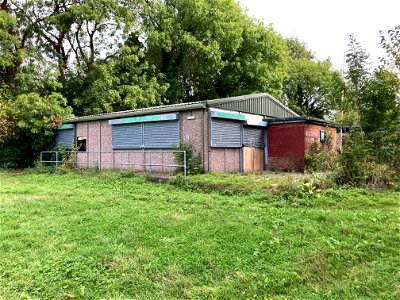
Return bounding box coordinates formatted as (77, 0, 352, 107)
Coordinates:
(334, 131, 399, 188)
(304, 130, 336, 172)
(174, 140, 203, 175)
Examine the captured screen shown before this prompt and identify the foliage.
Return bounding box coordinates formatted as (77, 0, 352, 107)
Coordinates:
(143, 0, 289, 102)
(0, 172, 399, 298)
(380, 25, 400, 73)
(304, 143, 336, 173)
(335, 35, 400, 188)
(283, 38, 343, 118)
(0, 92, 72, 168)
(334, 132, 399, 188)
(66, 45, 169, 115)
(174, 140, 203, 175)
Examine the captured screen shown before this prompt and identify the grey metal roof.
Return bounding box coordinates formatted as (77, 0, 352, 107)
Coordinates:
(206, 93, 298, 118)
(64, 93, 298, 123)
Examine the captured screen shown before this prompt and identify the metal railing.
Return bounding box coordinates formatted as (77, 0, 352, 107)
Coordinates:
(40, 150, 187, 182)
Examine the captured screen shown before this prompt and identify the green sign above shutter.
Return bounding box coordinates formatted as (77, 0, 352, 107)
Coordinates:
(57, 124, 75, 130)
(109, 113, 179, 125)
(210, 111, 246, 121)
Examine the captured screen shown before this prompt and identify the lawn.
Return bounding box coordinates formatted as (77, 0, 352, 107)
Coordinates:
(0, 172, 399, 299)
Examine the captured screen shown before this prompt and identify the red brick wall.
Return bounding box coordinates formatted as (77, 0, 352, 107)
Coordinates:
(304, 124, 337, 152)
(267, 123, 305, 171)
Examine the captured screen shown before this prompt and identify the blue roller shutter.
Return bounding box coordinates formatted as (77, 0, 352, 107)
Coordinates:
(143, 121, 179, 148)
(56, 129, 75, 149)
(211, 118, 241, 147)
(112, 123, 142, 149)
(243, 126, 265, 148)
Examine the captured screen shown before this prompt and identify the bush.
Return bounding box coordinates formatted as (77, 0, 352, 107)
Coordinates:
(334, 132, 399, 188)
(174, 140, 203, 175)
(304, 130, 336, 172)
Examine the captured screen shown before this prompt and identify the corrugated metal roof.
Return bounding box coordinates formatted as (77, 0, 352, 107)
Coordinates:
(206, 93, 298, 118)
(64, 93, 298, 123)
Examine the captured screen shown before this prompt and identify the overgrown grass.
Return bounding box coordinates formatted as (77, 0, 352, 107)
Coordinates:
(0, 172, 399, 299)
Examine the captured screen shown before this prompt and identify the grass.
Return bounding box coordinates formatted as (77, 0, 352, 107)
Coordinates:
(0, 171, 399, 299)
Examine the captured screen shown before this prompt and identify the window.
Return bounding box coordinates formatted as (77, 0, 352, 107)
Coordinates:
(320, 130, 326, 143)
(77, 137, 87, 151)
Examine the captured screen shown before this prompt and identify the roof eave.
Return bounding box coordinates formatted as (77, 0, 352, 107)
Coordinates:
(64, 103, 207, 123)
(266, 117, 339, 128)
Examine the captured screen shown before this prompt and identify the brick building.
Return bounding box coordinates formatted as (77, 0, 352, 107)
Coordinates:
(55, 93, 338, 172)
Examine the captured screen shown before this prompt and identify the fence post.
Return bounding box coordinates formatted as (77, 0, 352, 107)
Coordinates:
(55, 151, 59, 168)
(183, 151, 187, 184)
(149, 151, 152, 174)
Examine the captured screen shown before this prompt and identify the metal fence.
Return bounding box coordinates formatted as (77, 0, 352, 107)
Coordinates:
(40, 150, 187, 182)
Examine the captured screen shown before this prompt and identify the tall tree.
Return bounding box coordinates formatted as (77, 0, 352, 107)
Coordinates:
(345, 34, 371, 131)
(143, 0, 288, 103)
(0, 0, 24, 89)
(282, 38, 342, 118)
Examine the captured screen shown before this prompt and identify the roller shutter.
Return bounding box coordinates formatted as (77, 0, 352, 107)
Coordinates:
(211, 119, 241, 147)
(56, 129, 75, 149)
(243, 126, 265, 148)
(144, 121, 179, 148)
(112, 123, 142, 149)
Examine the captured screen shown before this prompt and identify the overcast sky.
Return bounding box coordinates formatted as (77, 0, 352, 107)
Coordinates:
(238, 0, 400, 70)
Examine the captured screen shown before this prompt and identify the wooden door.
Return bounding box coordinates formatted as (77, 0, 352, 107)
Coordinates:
(244, 147, 264, 173)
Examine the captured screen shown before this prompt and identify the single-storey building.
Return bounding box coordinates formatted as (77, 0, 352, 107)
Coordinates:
(55, 93, 338, 172)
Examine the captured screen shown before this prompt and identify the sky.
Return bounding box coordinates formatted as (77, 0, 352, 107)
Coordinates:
(238, 0, 400, 70)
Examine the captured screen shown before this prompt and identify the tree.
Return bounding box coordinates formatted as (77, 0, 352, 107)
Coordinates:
(0, 0, 24, 88)
(345, 34, 370, 130)
(65, 43, 169, 115)
(0, 92, 73, 168)
(283, 38, 342, 118)
(8, 0, 138, 80)
(380, 25, 400, 73)
(335, 35, 400, 186)
(143, 0, 288, 103)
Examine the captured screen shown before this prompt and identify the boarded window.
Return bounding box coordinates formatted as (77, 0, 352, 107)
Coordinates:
(143, 121, 180, 148)
(56, 128, 75, 149)
(112, 123, 142, 149)
(112, 121, 179, 149)
(211, 118, 242, 147)
(243, 126, 265, 148)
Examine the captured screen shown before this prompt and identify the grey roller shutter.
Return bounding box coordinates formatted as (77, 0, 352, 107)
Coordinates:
(56, 129, 75, 149)
(112, 123, 142, 149)
(143, 121, 179, 148)
(211, 118, 241, 147)
(243, 126, 265, 148)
